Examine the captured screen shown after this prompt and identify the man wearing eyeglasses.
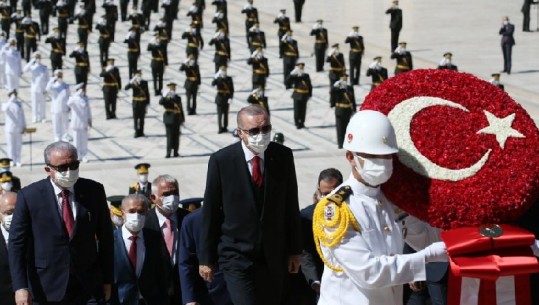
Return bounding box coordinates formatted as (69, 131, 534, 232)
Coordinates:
(8, 141, 113, 305)
(199, 104, 302, 305)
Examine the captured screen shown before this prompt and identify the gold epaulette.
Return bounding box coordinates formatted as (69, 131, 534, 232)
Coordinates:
(130, 182, 139, 191)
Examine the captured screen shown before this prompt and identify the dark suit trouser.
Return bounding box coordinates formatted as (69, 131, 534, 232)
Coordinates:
(349, 52, 362, 85)
(165, 123, 180, 155)
(390, 29, 400, 52)
(314, 44, 325, 71)
(33, 274, 97, 305)
(186, 87, 198, 114)
(151, 61, 164, 95)
(127, 52, 139, 79)
(25, 39, 37, 62)
(133, 103, 146, 136)
(293, 96, 308, 127)
(335, 109, 352, 148)
(427, 272, 448, 305)
(223, 261, 281, 305)
(216, 102, 229, 131)
(103, 87, 118, 118)
(502, 44, 512, 73)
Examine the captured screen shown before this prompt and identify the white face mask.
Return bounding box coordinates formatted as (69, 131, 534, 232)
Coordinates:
(124, 212, 145, 232)
(2, 214, 12, 231)
(53, 169, 79, 188)
(503, 20, 508, 25)
(138, 174, 148, 183)
(160, 194, 180, 214)
(1, 182, 12, 191)
(354, 155, 393, 186)
(112, 215, 124, 227)
(246, 132, 271, 154)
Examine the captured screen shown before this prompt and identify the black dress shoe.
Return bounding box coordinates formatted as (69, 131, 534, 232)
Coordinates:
(165, 155, 171, 158)
(173, 152, 180, 157)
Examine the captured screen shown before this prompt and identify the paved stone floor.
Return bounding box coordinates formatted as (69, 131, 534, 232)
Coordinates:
(1, 0, 538, 207)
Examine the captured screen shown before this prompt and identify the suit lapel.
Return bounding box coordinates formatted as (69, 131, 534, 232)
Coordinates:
(232, 142, 259, 214)
(72, 181, 89, 240)
(115, 229, 137, 278)
(43, 177, 68, 236)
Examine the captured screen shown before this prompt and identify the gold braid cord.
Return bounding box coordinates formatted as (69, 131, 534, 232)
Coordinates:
(313, 185, 360, 272)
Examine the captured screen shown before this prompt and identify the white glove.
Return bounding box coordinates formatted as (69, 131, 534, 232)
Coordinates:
(421, 242, 448, 263)
(532, 240, 539, 257)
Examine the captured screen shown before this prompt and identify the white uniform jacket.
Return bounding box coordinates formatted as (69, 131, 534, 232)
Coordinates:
(4, 47, 22, 76)
(46, 79, 70, 113)
(23, 61, 49, 92)
(67, 92, 91, 130)
(2, 98, 26, 133)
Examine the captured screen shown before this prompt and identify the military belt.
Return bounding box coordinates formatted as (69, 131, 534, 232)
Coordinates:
(294, 89, 309, 94)
(351, 48, 363, 52)
(247, 18, 256, 21)
(128, 48, 139, 52)
(216, 51, 228, 56)
(336, 103, 352, 108)
(315, 40, 326, 43)
(79, 25, 89, 29)
(133, 97, 146, 101)
(16, 29, 23, 33)
(284, 52, 297, 57)
(373, 82, 381, 86)
(279, 26, 288, 30)
(397, 64, 410, 69)
(1, 17, 9, 20)
(152, 57, 164, 61)
(254, 69, 266, 74)
(52, 49, 63, 53)
(188, 43, 198, 47)
(217, 90, 230, 94)
(76, 63, 88, 67)
(187, 77, 197, 81)
(165, 109, 181, 113)
(100, 34, 110, 38)
(252, 42, 262, 46)
(103, 82, 117, 87)
(59, 13, 69, 17)
(24, 35, 36, 38)
(330, 68, 345, 72)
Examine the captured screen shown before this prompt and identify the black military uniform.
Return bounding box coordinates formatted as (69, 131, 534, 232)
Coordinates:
(209, 30, 230, 72)
(127, 9, 145, 33)
(390, 42, 412, 75)
(124, 27, 141, 78)
(102, 1, 118, 41)
(0, 3, 11, 38)
(153, 20, 169, 66)
(310, 20, 328, 72)
(331, 75, 356, 149)
(280, 30, 298, 88)
(125, 70, 150, 137)
(247, 23, 265, 53)
(385, 0, 402, 52)
(211, 0, 227, 19)
(56, 1, 70, 39)
(0, 158, 21, 192)
(437, 52, 458, 71)
(21, 0, 30, 16)
(96, 17, 112, 67)
(73, 5, 91, 49)
(273, 9, 290, 41)
(247, 48, 269, 90)
(179, 56, 201, 115)
(69, 42, 90, 84)
(148, 34, 166, 96)
(212, 10, 228, 35)
(66, 0, 76, 20)
(187, 3, 203, 37)
(345, 26, 364, 85)
(141, 0, 152, 30)
(128, 163, 152, 197)
(293, 0, 305, 22)
(326, 44, 346, 106)
(159, 83, 185, 158)
(241, 0, 258, 44)
(286, 63, 312, 129)
(11, 12, 24, 53)
(182, 24, 204, 62)
(21, 16, 40, 62)
(490, 73, 505, 91)
(161, 0, 175, 39)
(366, 57, 388, 91)
(119, 0, 128, 21)
(247, 87, 269, 115)
(99, 58, 122, 119)
(44, 27, 66, 72)
(35, 0, 53, 35)
(211, 67, 234, 133)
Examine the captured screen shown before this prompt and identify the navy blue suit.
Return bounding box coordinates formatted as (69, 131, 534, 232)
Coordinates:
(8, 177, 113, 303)
(0, 232, 15, 305)
(179, 209, 232, 305)
(110, 228, 168, 305)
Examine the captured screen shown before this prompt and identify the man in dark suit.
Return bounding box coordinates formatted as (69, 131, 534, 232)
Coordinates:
(199, 104, 302, 305)
(287, 63, 312, 129)
(110, 194, 168, 305)
(211, 66, 234, 134)
(385, 0, 402, 52)
(128, 163, 151, 198)
(499, 16, 515, 74)
(125, 70, 150, 138)
(145, 174, 190, 305)
(8, 141, 113, 304)
(0, 191, 16, 305)
(159, 83, 185, 158)
(179, 208, 232, 305)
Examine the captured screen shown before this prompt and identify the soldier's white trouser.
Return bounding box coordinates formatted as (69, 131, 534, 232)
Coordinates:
(0, 63, 5, 88)
(5, 73, 19, 91)
(51, 111, 68, 142)
(73, 128, 88, 159)
(31, 87, 46, 122)
(5, 130, 22, 164)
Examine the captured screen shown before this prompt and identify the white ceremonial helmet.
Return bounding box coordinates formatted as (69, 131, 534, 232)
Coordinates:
(343, 110, 398, 155)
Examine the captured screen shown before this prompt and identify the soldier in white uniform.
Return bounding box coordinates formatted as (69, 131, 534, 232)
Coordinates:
(1, 90, 26, 167)
(23, 51, 49, 123)
(0, 31, 7, 88)
(67, 83, 92, 162)
(315, 110, 448, 305)
(2, 38, 22, 91)
(45, 69, 70, 142)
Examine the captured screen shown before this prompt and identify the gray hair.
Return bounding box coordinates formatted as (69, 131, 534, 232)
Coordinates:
(237, 104, 269, 129)
(121, 194, 149, 210)
(152, 174, 179, 194)
(44, 141, 78, 164)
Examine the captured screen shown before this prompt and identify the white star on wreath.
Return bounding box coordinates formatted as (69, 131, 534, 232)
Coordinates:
(477, 111, 525, 149)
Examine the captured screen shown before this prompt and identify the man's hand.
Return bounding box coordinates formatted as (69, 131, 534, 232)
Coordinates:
(15, 289, 32, 305)
(103, 284, 111, 301)
(287, 255, 301, 273)
(199, 265, 215, 282)
(409, 281, 425, 292)
(311, 281, 321, 294)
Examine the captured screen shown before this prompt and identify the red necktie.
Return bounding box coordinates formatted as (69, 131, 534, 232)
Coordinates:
(61, 190, 75, 236)
(252, 156, 263, 187)
(128, 235, 137, 270)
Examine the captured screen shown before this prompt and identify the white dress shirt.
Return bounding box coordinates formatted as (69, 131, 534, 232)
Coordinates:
(121, 225, 145, 277)
(1, 225, 8, 248)
(49, 179, 77, 220)
(240, 140, 265, 176)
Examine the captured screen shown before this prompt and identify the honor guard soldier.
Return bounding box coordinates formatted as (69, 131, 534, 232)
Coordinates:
(437, 52, 458, 71)
(82, 0, 96, 30)
(124, 26, 141, 78)
(187, 2, 203, 37)
(390, 41, 412, 75)
(247, 86, 269, 116)
(10, 10, 24, 53)
(21, 0, 30, 17)
(148, 32, 166, 96)
(241, 0, 258, 44)
(153, 18, 169, 66)
(366, 56, 388, 91)
(129, 163, 152, 197)
(21, 15, 40, 62)
(119, 0, 128, 21)
(0, 1, 10, 39)
(46, 69, 70, 142)
(127, 7, 145, 33)
(67, 83, 92, 162)
(107, 195, 124, 229)
(273, 9, 290, 41)
(212, 10, 228, 35)
(211, 0, 227, 19)
(247, 22, 265, 53)
(44, 27, 65, 72)
(69, 41, 90, 85)
(35, 0, 53, 35)
(100, 58, 122, 120)
(280, 30, 298, 88)
(287, 63, 312, 129)
(310, 19, 328, 72)
(96, 15, 112, 67)
(102, 0, 118, 41)
(0, 159, 21, 191)
(125, 69, 150, 137)
(159, 83, 185, 158)
(182, 23, 203, 61)
(179, 55, 201, 115)
(345, 26, 365, 85)
(331, 74, 356, 148)
(23, 51, 49, 123)
(55, 0, 70, 39)
(66, 0, 77, 20)
(293, 0, 305, 22)
(0, 171, 14, 193)
(490, 73, 504, 91)
(2, 38, 22, 92)
(209, 28, 230, 72)
(141, 0, 152, 30)
(212, 66, 234, 133)
(247, 46, 269, 90)
(179, 197, 203, 211)
(161, 0, 175, 37)
(0, 32, 6, 87)
(326, 43, 346, 106)
(73, 3, 91, 49)
(385, 0, 403, 52)
(1, 90, 26, 167)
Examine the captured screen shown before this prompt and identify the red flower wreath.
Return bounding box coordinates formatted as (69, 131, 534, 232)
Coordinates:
(361, 69, 539, 230)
